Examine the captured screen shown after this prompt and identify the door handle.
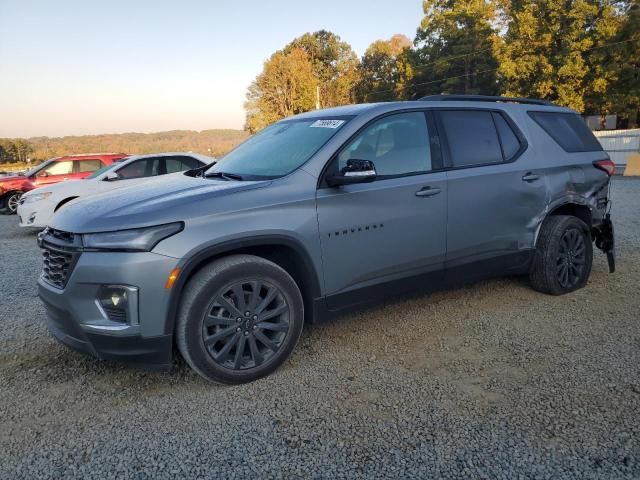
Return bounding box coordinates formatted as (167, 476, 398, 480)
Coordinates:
(415, 186, 441, 197)
(522, 172, 540, 182)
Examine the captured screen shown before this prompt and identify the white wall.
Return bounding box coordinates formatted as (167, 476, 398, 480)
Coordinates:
(593, 129, 640, 166)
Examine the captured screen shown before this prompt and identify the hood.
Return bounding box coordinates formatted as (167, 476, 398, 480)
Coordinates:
(51, 172, 270, 233)
(0, 173, 25, 182)
(24, 174, 160, 199)
(23, 179, 84, 197)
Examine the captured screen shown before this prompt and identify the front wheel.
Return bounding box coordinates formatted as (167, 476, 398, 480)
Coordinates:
(529, 215, 593, 295)
(176, 254, 304, 384)
(2, 191, 23, 214)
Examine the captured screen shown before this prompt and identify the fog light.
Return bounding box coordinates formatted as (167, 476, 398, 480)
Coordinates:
(96, 286, 139, 325)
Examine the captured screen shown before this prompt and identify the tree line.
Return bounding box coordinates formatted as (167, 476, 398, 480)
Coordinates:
(0, 139, 34, 164)
(0, 130, 248, 166)
(245, 0, 640, 132)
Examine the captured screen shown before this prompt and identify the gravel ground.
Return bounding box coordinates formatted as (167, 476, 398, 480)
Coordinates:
(1, 178, 639, 479)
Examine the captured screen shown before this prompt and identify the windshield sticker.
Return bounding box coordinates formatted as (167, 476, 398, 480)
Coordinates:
(310, 119, 345, 129)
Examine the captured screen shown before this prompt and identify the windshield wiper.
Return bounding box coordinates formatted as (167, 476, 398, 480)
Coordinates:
(204, 171, 244, 181)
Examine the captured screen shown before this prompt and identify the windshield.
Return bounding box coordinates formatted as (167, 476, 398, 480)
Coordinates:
(206, 117, 350, 179)
(24, 159, 55, 177)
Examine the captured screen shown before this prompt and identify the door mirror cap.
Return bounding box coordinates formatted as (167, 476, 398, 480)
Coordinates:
(37, 171, 48, 178)
(105, 171, 120, 181)
(327, 159, 377, 187)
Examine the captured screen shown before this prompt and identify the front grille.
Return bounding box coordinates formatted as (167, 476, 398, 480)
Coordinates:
(39, 228, 82, 290)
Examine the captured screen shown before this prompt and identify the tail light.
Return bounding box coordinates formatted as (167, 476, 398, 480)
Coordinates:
(593, 159, 615, 176)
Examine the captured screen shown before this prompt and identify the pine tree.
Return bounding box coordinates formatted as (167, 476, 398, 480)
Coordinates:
(410, 0, 501, 98)
(497, 0, 624, 112)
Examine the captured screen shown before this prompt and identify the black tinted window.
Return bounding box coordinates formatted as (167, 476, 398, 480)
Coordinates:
(440, 111, 503, 167)
(164, 157, 203, 174)
(492, 112, 521, 160)
(528, 112, 602, 152)
(165, 157, 187, 174)
(338, 112, 431, 176)
(117, 159, 159, 179)
(174, 156, 203, 170)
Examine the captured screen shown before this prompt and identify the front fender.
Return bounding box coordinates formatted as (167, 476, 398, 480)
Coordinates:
(162, 234, 323, 336)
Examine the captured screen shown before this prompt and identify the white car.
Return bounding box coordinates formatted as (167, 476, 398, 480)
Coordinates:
(17, 152, 212, 228)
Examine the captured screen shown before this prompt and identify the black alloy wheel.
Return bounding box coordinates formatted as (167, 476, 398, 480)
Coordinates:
(556, 228, 587, 289)
(530, 215, 593, 295)
(176, 254, 304, 384)
(203, 280, 290, 370)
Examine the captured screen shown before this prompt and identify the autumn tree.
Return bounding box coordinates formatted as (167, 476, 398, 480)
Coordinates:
(0, 139, 20, 164)
(244, 48, 318, 133)
(595, 0, 640, 126)
(410, 0, 501, 98)
(13, 139, 34, 163)
(356, 34, 414, 102)
(497, 0, 624, 112)
(283, 30, 360, 108)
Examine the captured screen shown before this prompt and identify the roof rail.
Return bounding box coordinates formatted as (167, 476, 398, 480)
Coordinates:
(418, 95, 555, 106)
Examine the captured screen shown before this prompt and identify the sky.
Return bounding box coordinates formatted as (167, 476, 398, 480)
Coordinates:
(0, 0, 423, 138)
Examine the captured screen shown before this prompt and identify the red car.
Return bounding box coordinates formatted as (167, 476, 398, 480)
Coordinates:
(0, 153, 128, 214)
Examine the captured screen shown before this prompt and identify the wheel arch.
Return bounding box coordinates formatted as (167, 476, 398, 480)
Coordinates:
(165, 236, 322, 336)
(534, 199, 593, 246)
(547, 202, 592, 227)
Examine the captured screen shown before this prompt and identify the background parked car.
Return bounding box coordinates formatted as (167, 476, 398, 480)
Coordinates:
(17, 152, 213, 228)
(0, 153, 128, 214)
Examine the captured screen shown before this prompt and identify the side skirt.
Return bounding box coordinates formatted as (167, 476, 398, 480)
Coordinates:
(313, 250, 534, 322)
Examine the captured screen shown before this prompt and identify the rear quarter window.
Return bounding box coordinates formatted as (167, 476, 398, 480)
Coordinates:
(528, 111, 603, 153)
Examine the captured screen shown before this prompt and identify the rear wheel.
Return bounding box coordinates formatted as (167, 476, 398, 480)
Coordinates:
(530, 215, 593, 295)
(176, 254, 304, 384)
(2, 191, 23, 214)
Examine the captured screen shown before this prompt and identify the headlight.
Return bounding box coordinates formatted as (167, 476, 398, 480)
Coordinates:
(82, 222, 184, 252)
(22, 192, 52, 204)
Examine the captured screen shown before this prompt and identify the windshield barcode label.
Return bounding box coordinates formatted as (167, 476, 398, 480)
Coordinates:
(310, 120, 345, 129)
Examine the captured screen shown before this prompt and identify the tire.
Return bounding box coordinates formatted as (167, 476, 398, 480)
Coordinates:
(530, 215, 593, 295)
(176, 254, 304, 384)
(1, 191, 23, 215)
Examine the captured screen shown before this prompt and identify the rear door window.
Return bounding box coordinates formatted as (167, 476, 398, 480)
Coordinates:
(528, 112, 603, 152)
(165, 156, 201, 174)
(77, 159, 103, 173)
(178, 156, 205, 169)
(439, 110, 503, 167)
(117, 159, 159, 179)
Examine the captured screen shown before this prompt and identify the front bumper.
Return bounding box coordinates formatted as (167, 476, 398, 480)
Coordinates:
(17, 200, 52, 228)
(38, 250, 179, 369)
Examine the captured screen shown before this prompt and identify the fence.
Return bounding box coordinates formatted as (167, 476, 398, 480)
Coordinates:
(593, 129, 640, 174)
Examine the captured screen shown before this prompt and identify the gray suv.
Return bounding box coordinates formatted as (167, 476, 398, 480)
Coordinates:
(37, 95, 616, 384)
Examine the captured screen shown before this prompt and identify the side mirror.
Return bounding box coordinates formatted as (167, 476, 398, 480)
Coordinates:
(105, 171, 120, 181)
(37, 171, 49, 178)
(327, 159, 377, 187)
